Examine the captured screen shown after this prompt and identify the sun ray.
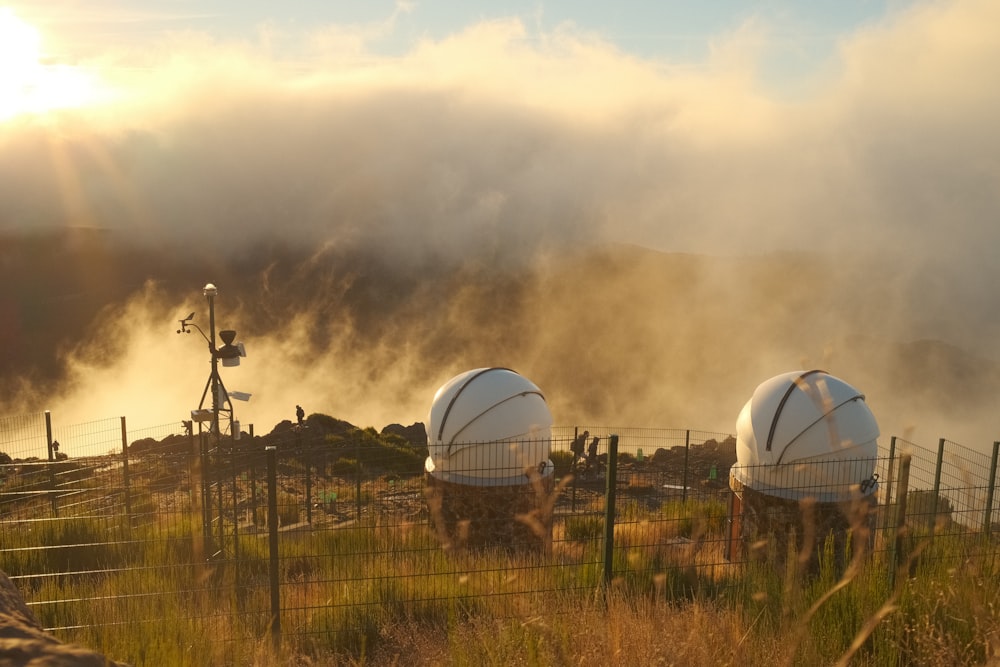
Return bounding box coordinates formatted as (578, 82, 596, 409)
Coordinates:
(45, 134, 97, 227)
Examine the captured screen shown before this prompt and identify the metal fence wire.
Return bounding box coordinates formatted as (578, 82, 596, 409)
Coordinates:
(1, 413, 998, 661)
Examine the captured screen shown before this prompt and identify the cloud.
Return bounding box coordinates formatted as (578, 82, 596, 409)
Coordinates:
(2, 0, 999, 451)
(3, 0, 996, 278)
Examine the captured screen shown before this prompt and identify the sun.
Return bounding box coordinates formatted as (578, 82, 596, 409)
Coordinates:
(0, 8, 98, 120)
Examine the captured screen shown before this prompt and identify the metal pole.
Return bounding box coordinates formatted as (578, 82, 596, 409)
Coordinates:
(206, 286, 219, 443)
(266, 446, 281, 650)
(571, 428, 578, 512)
(602, 434, 619, 586)
(250, 424, 258, 527)
(120, 416, 132, 522)
(930, 438, 945, 539)
(983, 441, 999, 536)
(45, 410, 58, 517)
(217, 454, 225, 552)
(355, 436, 362, 521)
(884, 436, 897, 534)
(204, 284, 224, 555)
(45, 410, 54, 461)
(682, 430, 690, 503)
(231, 428, 240, 564)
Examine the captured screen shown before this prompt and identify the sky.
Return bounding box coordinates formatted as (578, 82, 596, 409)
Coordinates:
(2, 1, 932, 112)
(4, 0, 994, 257)
(8, 1, 913, 68)
(2, 0, 1000, 450)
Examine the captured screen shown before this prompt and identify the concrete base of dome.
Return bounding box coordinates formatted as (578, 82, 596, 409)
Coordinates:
(425, 472, 554, 552)
(730, 477, 876, 573)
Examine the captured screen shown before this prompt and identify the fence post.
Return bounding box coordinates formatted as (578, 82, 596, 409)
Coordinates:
(355, 436, 362, 521)
(44, 410, 58, 517)
(45, 410, 53, 460)
(888, 454, 912, 589)
(217, 443, 225, 552)
(602, 434, 619, 587)
(884, 436, 897, 534)
(230, 429, 240, 565)
(250, 424, 258, 527)
(120, 416, 132, 522)
(984, 441, 999, 536)
(571, 428, 579, 513)
(682, 430, 690, 503)
(266, 446, 281, 651)
(930, 438, 945, 539)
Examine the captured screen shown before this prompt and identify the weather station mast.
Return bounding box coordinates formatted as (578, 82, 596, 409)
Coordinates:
(176, 283, 248, 443)
(177, 283, 249, 553)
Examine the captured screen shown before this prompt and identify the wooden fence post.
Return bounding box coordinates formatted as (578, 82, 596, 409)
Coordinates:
(888, 454, 912, 589)
(602, 434, 619, 587)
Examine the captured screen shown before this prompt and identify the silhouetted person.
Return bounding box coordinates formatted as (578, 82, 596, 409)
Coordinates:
(570, 430, 588, 467)
(586, 436, 600, 472)
(296, 405, 305, 426)
(51, 439, 67, 461)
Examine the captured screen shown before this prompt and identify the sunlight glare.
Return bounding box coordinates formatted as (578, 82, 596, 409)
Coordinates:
(0, 7, 99, 120)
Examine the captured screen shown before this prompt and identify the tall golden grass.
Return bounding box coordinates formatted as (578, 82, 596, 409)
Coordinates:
(4, 487, 998, 666)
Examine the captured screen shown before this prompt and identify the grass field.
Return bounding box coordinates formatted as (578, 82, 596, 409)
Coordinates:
(4, 481, 998, 667)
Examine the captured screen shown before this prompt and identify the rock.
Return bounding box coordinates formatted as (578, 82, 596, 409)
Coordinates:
(380, 423, 428, 449)
(0, 569, 130, 667)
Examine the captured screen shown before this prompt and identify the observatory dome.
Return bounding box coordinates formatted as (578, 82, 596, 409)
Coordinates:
(425, 367, 553, 486)
(730, 370, 880, 502)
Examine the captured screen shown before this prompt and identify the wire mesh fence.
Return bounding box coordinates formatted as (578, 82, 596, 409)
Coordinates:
(1, 412, 998, 663)
(0, 411, 48, 460)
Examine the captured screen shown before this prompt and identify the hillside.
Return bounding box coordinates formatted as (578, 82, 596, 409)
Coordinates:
(1, 229, 998, 449)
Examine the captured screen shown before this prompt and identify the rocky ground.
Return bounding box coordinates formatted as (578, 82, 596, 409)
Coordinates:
(261, 435, 740, 531)
(0, 570, 130, 667)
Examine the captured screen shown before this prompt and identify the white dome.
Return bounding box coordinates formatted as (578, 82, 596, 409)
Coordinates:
(425, 368, 553, 486)
(731, 370, 880, 501)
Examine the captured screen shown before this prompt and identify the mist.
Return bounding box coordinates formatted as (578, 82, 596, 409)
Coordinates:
(2, 0, 999, 454)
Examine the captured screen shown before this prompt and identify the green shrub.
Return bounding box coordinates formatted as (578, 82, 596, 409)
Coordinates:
(550, 450, 575, 477)
(327, 428, 425, 475)
(330, 457, 359, 476)
(565, 514, 604, 541)
(277, 491, 301, 526)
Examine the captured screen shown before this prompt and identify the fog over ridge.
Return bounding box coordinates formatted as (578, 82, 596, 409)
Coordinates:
(1, 0, 999, 452)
